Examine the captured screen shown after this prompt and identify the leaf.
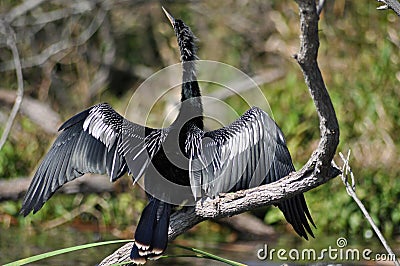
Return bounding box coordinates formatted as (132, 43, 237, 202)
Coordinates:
(3, 239, 133, 266)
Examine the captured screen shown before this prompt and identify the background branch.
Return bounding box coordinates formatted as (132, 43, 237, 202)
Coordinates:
(0, 6, 107, 71)
(4, 0, 47, 23)
(0, 20, 24, 151)
(0, 89, 61, 134)
(99, 0, 341, 264)
(337, 151, 400, 266)
(0, 175, 114, 202)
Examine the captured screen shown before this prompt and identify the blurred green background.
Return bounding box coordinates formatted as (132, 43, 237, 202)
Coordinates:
(0, 0, 399, 265)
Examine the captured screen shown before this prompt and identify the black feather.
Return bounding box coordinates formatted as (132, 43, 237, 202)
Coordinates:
(58, 108, 90, 131)
(133, 199, 159, 250)
(131, 199, 171, 262)
(188, 107, 315, 239)
(130, 245, 147, 265)
(150, 202, 171, 255)
(20, 103, 158, 216)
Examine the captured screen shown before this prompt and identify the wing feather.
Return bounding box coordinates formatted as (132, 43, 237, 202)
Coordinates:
(188, 106, 315, 239)
(21, 103, 166, 215)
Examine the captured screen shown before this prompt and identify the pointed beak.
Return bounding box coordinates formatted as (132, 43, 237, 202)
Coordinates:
(162, 7, 175, 26)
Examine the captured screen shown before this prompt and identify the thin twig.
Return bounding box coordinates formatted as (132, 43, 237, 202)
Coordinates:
(0, 3, 108, 71)
(4, 0, 48, 23)
(338, 151, 400, 266)
(12, 2, 96, 27)
(0, 21, 24, 151)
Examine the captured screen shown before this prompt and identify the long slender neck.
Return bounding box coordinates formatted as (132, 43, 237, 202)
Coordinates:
(181, 61, 201, 101)
(174, 21, 203, 130)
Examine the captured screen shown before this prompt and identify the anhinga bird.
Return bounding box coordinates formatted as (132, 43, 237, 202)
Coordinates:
(21, 8, 315, 264)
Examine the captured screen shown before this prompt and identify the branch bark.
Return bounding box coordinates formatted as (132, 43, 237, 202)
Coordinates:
(4, 0, 47, 23)
(99, 0, 340, 265)
(294, 0, 340, 175)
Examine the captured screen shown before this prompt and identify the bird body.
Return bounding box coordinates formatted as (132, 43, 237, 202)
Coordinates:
(21, 8, 315, 264)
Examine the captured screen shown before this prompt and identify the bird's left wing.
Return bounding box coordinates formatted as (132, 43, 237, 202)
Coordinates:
(188, 106, 315, 239)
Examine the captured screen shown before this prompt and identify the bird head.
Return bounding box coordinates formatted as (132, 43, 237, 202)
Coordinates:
(162, 7, 197, 62)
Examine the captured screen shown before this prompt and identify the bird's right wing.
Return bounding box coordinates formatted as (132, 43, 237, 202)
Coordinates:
(189, 107, 287, 197)
(189, 107, 315, 239)
(21, 103, 166, 215)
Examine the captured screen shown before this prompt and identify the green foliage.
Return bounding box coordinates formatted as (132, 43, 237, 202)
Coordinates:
(2, 191, 144, 232)
(0, 117, 49, 178)
(0, 142, 25, 178)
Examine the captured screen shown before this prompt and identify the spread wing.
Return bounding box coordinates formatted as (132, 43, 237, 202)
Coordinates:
(189, 106, 315, 239)
(21, 103, 166, 215)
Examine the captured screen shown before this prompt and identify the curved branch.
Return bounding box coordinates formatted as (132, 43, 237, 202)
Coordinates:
(294, 0, 340, 176)
(99, 1, 340, 264)
(4, 0, 47, 23)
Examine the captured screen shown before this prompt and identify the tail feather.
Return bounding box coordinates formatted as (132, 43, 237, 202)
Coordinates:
(278, 194, 315, 240)
(300, 195, 316, 228)
(131, 198, 171, 264)
(130, 245, 147, 265)
(150, 202, 171, 255)
(134, 200, 158, 250)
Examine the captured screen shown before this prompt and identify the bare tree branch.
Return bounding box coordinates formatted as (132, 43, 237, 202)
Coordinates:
(194, 168, 338, 219)
(99, 0, 341, 264)
(294, 0, 339, 175)
(0, 6, 107, 71)
(0, 175, 114, 202)
(4, 0, 48, 23)
(337, 151, 400, 266)
(11, 1, 97, 26)
(0, 89, 61, 134)
(0, 20, 24, 151)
